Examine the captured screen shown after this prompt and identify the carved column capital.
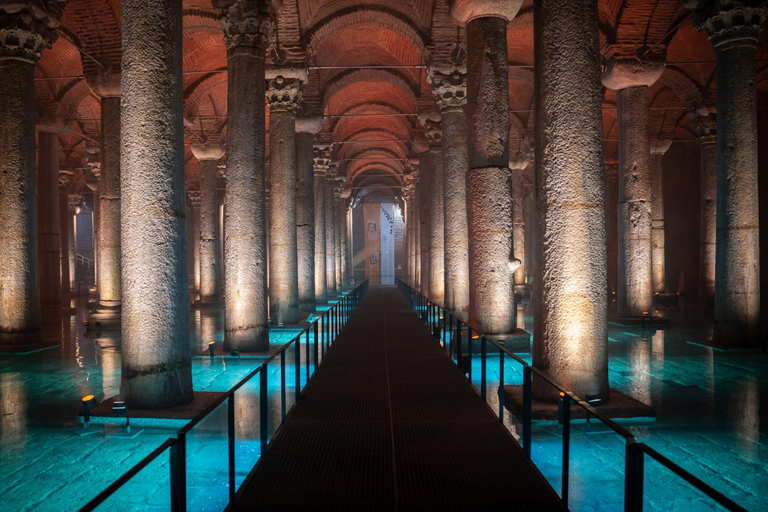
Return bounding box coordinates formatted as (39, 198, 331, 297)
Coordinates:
(265, 67, 306, 113)
(58, 170, 73, 188)
(427, 62, 467, 112)
(419, 114, 443, 147)
(187, 190, 202, 208)
(687, 1, 768, 48)
(0, 1, 62, 64)
(191, 142, 226, 161)
(601, 56, 665, 90)
(688, 104, 717, 142)
(214, 0, 281, 51)
(312, 144, 332, 176)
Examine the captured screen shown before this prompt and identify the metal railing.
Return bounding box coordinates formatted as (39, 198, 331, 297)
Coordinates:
(396, 279, 747, 512)
(79, 279, 370, 512)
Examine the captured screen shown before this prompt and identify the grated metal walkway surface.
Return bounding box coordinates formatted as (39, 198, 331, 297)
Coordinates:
(230, 286, 565, 511)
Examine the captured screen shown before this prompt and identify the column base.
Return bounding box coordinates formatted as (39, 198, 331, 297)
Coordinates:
(503, 386, 656, 421)
(0, 329, 47, 352)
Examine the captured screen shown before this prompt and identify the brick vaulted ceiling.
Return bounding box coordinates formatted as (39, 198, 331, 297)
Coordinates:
(40, 0, 768, 197)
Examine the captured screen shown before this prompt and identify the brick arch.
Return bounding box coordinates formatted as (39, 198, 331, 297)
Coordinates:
(323, 69, 419, 113)
(339, 144, 407, 164)
(346, 161, 404, 183)
(183, 9, 220, 36)
(55, 80, 95, 126)
(62, 0, 121, 74)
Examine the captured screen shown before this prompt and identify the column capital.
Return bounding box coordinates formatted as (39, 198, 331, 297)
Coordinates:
(688, 104, 717, 142)
(85, 72, 121, 99)
(214, 0, 281, 51)
(0, 1, 62, 64)
(650, 138, 673, 155)
(295, 115, 323, 134)
(191, 142, 226, 161)
(508, 151, 529, 171)
(605, 162, 619, 183)
(427, 62, 467, 112)
(187, 190, 202, 208)
(36, 114, 70, 134)
(68, 193, 82, 212)
(601, 56, 665, 90)
(449, 0, 522, 26)
(419, 114, 442, 147)
(312, 144, 332, 176)
(686, 1, 768, 48)
(58, 170, 73, 188)
(265, 67, 306, 113)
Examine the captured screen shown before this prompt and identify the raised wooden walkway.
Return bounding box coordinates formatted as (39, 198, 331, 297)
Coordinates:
(230, 286, 565, 511)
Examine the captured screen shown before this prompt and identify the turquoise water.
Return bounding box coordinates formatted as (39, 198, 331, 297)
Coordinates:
(0, 294, 345, 512)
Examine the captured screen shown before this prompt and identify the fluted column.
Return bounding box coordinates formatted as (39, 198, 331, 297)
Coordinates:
(533, 0, 608, 401)
(266, 68, 304, 325)
(602, 56, 665, 318)
(0, 3, 60, 345)
(649, 138, 671, 295)
(689, 107, 717, 310)
(36, 130, 63, 309)
(217, 0, 278, 351)
(428, 64, 470, 320)
(121, 0, 192, 407)
(295, 116, 322, 311)
(191, 143, 225, 303)
(689, 2, 765, 346)
(86, 73, 122, 310)
(324, 178, 337, 296)
(450, 0, 521, 335)
(313, 146, 331, 303)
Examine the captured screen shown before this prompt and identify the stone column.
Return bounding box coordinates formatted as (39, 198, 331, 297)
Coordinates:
(450, 0, 521, 336)
(420, 115, 445, 306)
(334, 191, 342, 290)
(0, 4, 59, 345)
(509, 152, 529, 291)
(649, 138, 671, 295)
(121, 0, 192, 407)
(689, 107, 717, 310)
(602, 56, 665, 319)
(86, 74, 122, 310)
(191, 143, 225, 303)
(313, 145, 331, 303)
(68, 194, 79, 290)
(36, 130, 63, 309)
(533, 0, 609, 401)
(58, 172, 73, 300)
(324, 178, 337, 296)
(266, 68, 304, 325)
(428, 63, 470, 320)
(689, 2, 765, 346)
(339, 196, 349, 287)
(418, 153, 431, 294)
(216, 0, 278, 351)
(411, 174, 421, 289)
(295, 116, 322, 311)
(187, 190, 202, 297)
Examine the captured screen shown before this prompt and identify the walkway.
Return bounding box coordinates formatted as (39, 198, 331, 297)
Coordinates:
(231, 286, 565, 511)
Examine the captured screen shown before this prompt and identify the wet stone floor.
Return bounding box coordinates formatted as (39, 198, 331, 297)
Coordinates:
(1, 295, 767, 512)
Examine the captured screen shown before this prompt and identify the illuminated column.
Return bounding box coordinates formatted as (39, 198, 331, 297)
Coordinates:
(533, 0, 608, 401)
(417, 153, 431, 294)
(191, 143, 225, 303)
(325, 178, 337, 296)
(266, 68, 304, 325)
(121, 0, 192, 407)
(689, 107, 717, 310)
(313, 145, 331, 303)
(410, 167, 422, 288)
(58, 172, 73, 299)
(509, 152, 529, 291)
(188, 191, 202, 297)
(428, 64, 470, 320)
(602, 56, 664, 318)
(334, 190, 342, 290)
(68, 194, 78, 290)
(450, 0, 520, 335)
(86, 74, 122, 310)
(689, 2, 764, 346)
(419, 115, 445, 306)
(339, 196, 349, 287)
(650, 138, 671, 295)
(295, 116, 322, 311)
(0, 3, 59, 345)
(36, 129, 63, 309)
(217, 0, 278, 351)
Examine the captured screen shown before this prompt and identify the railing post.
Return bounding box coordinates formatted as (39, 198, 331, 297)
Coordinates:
(280, 350, 286, 422)
(480, 337, 487, 400)
(561, 393, 571, 509)
(313, 321, 319, 370)
(260, 365, 268, 455)
(625, 440, 644, 512)
(228, 394, 235, 503)
(170, 433, 186, 512)
(456, 321, 462, 367)
(498, 351, 505, 423)
(467, 328, 473, 382)
(295, 337, 301, 400)
(523, 365, 532, 459)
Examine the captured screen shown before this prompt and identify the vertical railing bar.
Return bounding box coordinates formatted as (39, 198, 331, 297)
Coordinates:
(280, 350, 286, 422)
(228, 394, 235, 503)
(260, 366, 268, 455)
(523, 365, 532, 459)
(625, 440, 645, 512)
(468, 327, 473, 382)
(295, 336, 301, 401)
(498, 351, 505, 423)
(170, 431, 186, 512)
(480, 336, 487, 400)
(562, 393, 571, 509)
(314, 321, 319, 370)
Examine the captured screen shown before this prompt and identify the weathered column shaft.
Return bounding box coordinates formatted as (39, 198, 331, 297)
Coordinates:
(58, 178, 71, 298)
(218, 1, 274, 351)
(295, 131, 315, 311)
(650, 152, 665, 294)
(199, 159, 220, 301)
(121, 0, 192, 407)
(428, 144, 445, 306)
(418, 155, 431, 294)
(533, 0, 608, 401)
(189, 192, 201, 295)
(340, 200, 348, 287)
(97, 95, 121, 308)
(37, 131, 61, 307)
(325, 181, 337, 296)
(266, 71, 302, 325)
(699, 135, 717, 308)
(334, 197, 342, 289)
(313, 145, 330, 303)
(512, 169, 526, 287)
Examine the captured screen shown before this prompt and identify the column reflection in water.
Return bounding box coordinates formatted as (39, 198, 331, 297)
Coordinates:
(730, 376, 759, 460)
(95, 335, 122, 399)
(627, 337, 651, 407)
(0, 373, 28, 454)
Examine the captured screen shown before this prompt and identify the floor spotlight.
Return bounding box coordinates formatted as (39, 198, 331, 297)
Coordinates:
(112, 400, 130, 433)
(82, 394, 97, 427)
(208, 341, 216, 358)
(230, 350, 240, 358)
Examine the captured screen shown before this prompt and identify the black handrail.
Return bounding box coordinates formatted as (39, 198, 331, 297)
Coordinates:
(396, 278, 746, 512)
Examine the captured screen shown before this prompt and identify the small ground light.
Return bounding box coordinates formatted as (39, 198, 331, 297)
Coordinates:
(230, 350, 240, 358)
(112, 401, 130, 432)
(278, 322, 284, 329)
(82, 395, 97, 427)
(208, 341, 216, 358)
(585, 394, 602, 424)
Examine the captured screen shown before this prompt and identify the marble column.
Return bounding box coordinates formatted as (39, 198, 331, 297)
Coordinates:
(313, 145, 331, 303)
(689, 107, 717, 310)
(191, 143, 225, 303)
(295, 116, 322, 311)
(121, 0, 192, 407)
(58, 173, 73, 300)
(602, 56, 664, 318)
(0, 4, 59, 345)
(533, 0, 609, 401)
(325, 178, 337, 296)
(217, 0, 278, 351)
(428, 63, 470, 320)
(420, 115, 445, 306)
(266, 68, 304, 325)
(650, 138, 671, 295)
(450, 0, 521, 336)
(509, 152, 529, 291)
(36, 130, 64, 309)
(689, 2, 765, 346)
(86, 74, 122, 310)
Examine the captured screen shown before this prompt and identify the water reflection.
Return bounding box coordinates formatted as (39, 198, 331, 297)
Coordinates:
(730, 376, 760, 460)
(0, 372, 28, 454)
(627, 337, 651, 406)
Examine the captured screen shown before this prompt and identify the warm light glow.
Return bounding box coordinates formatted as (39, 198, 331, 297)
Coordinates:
(82, 394, 95, 402)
